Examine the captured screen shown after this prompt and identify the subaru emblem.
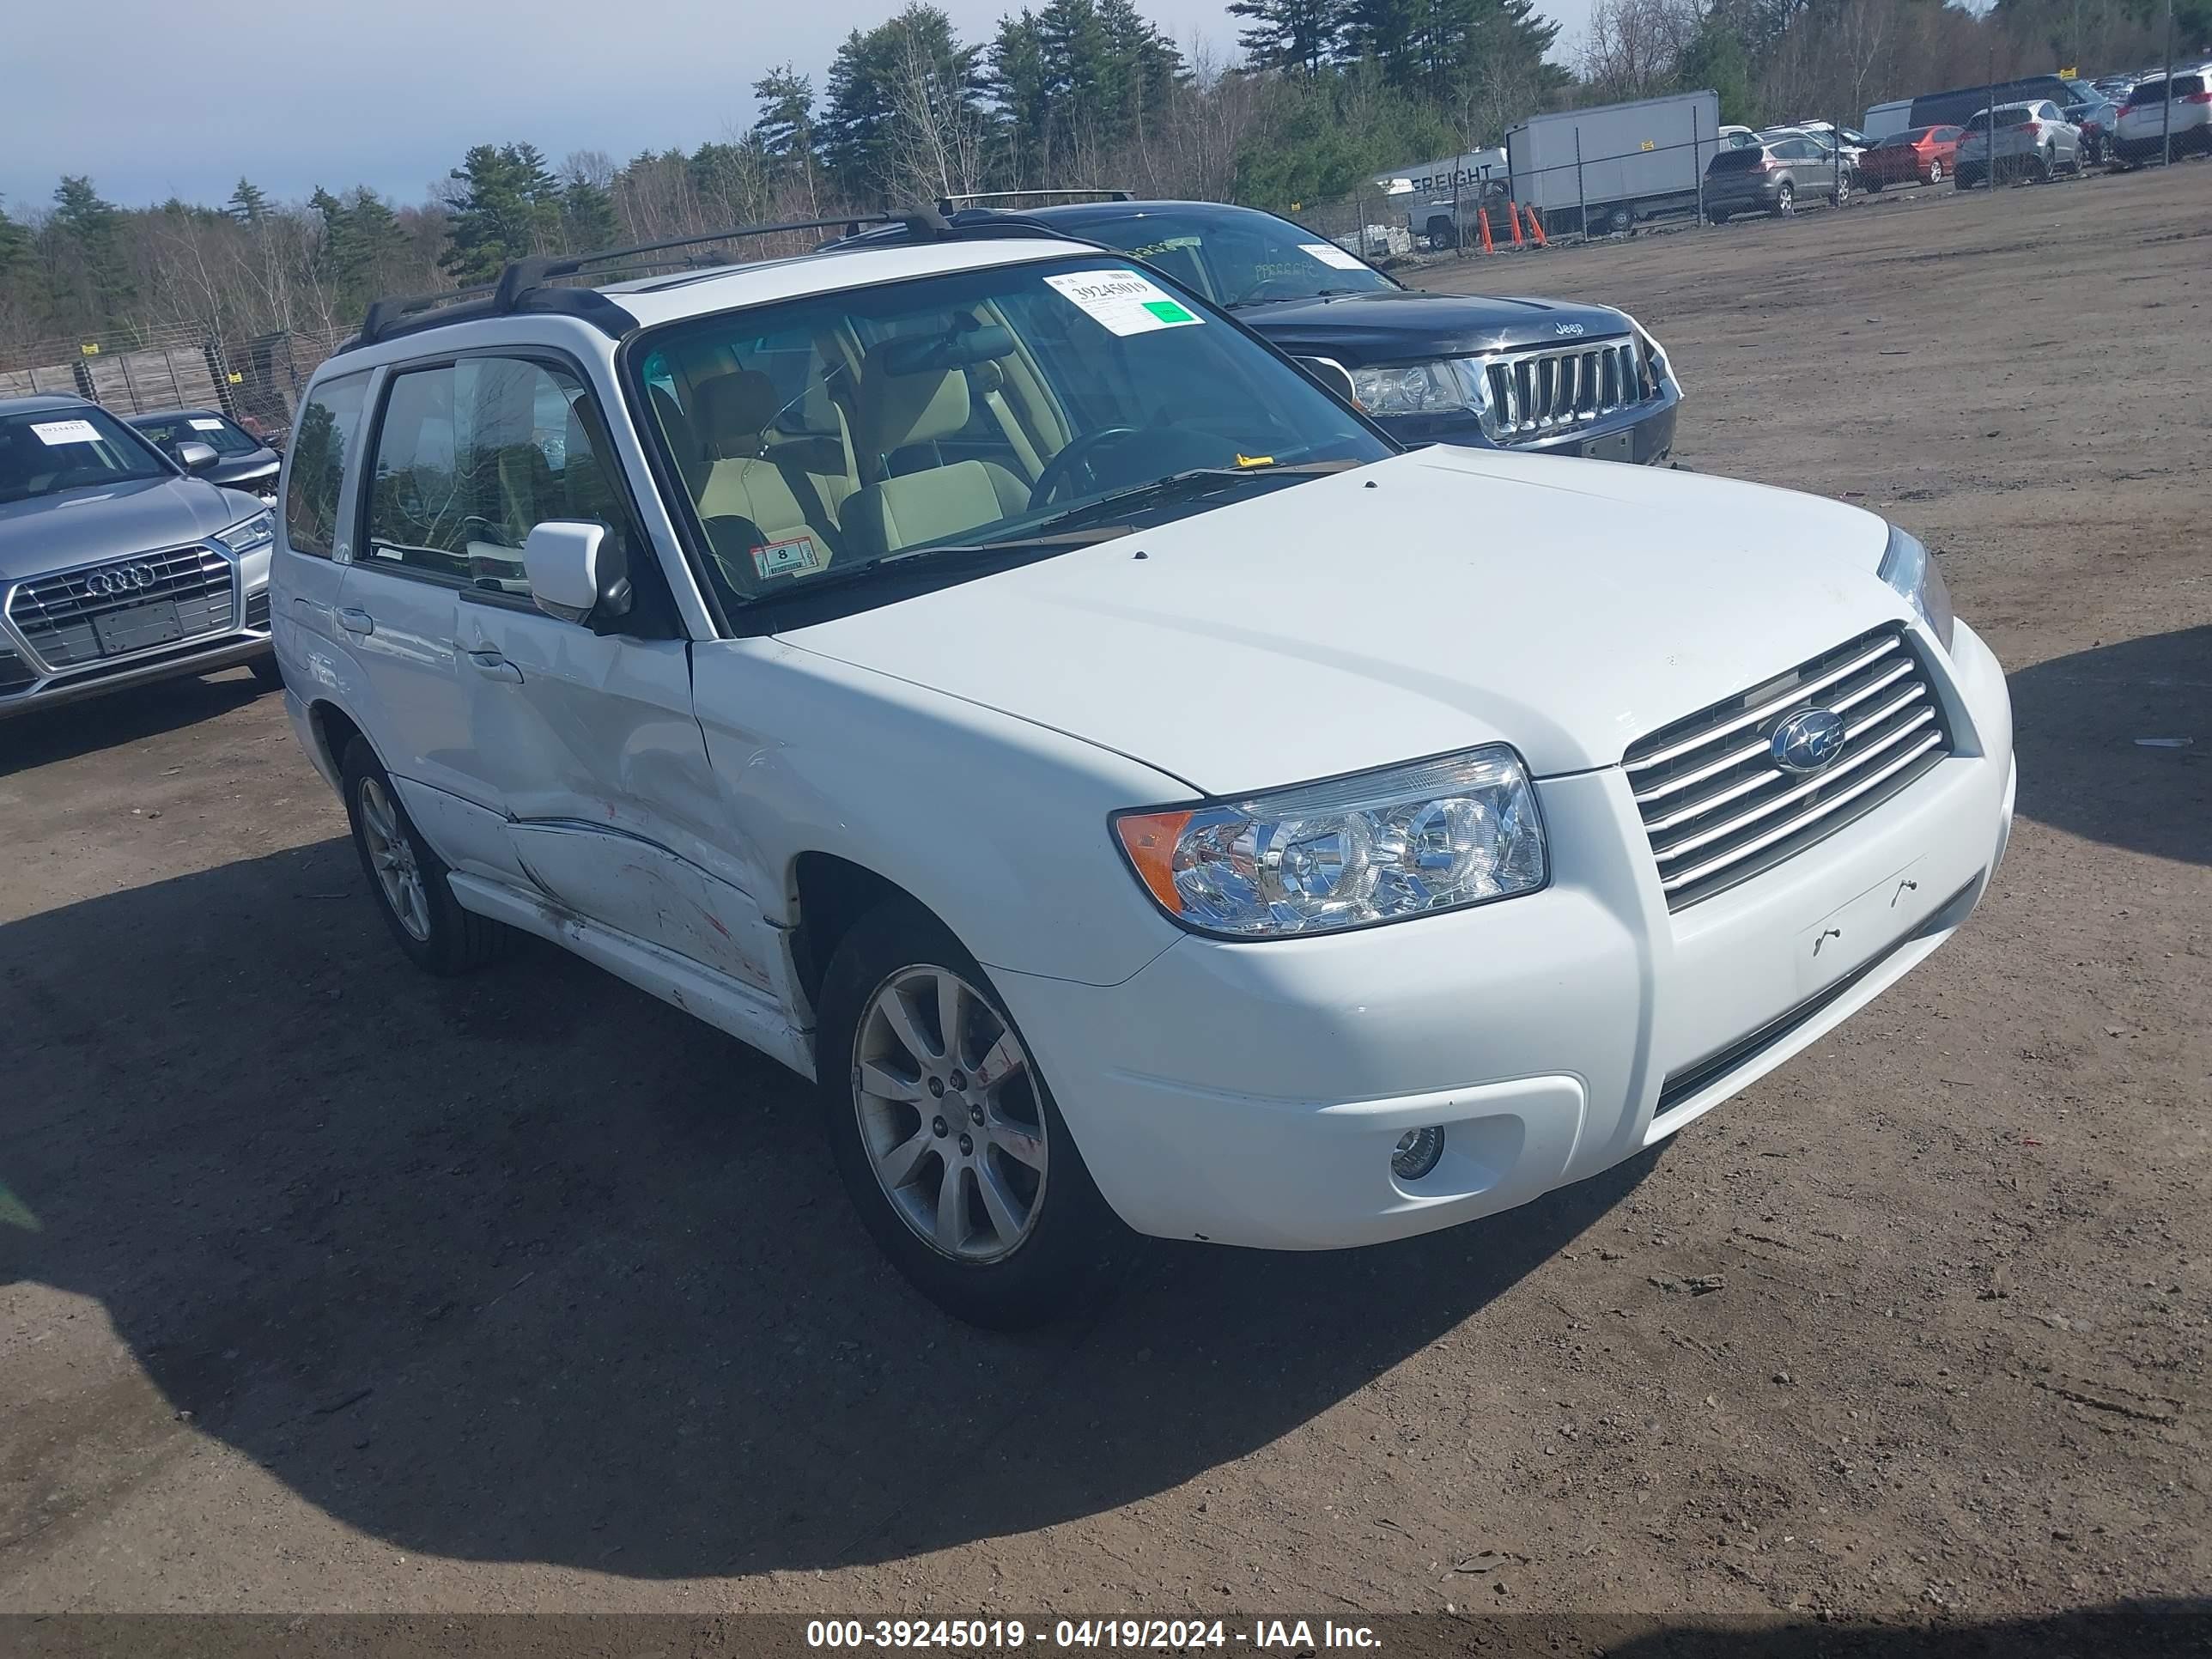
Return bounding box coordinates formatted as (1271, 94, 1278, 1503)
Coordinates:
(1770, 708, 1848, 774)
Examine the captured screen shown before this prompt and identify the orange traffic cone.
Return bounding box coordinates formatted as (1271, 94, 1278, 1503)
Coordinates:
(1508, 204, 1525, 248)
(1476, 208, 1494, 253)
(1523, 204, 1548, 247)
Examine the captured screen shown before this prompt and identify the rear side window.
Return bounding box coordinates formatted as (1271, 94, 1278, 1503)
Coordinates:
(283, 371, 371, 559)
(363, 356, 629, 598)
(1708, 148, 1768, 172)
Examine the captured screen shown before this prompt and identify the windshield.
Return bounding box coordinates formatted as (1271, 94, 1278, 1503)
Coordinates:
(0, 405, 171, 506)
(129, 411, 262, 459)
(1048, 208, 1397, 309)
(629, 254, 1390, 609)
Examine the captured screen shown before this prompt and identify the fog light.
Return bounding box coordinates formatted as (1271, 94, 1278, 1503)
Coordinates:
(1392, 1126, 1446, 1182)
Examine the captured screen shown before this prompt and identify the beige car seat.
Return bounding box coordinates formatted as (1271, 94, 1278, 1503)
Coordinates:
(843, 346, 1032, 556)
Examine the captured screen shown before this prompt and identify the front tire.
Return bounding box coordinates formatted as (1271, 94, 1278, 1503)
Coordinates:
(340, 737, 510, 975)
(817, 902, 1123, 1328)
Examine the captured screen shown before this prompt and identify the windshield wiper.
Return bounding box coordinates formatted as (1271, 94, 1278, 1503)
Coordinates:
(1014, 460, 1355, 538)
(1225, 288, 1365, 309)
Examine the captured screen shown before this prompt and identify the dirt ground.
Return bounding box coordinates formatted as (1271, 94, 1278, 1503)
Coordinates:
(3, 163, 2208, 1642)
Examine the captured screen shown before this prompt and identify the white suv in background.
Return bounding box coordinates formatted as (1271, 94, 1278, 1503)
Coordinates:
(270, 215, 2015, 1327)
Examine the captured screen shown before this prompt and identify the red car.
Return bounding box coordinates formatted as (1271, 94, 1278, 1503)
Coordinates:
(1859, 125, 1965, 188)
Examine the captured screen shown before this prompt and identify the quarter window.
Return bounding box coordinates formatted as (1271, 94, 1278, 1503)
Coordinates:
(363, 356, 629, 598)
(283, 371, 371, 559)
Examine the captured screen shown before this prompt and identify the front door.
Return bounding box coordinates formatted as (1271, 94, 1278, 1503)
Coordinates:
(442, 355, 783, 994)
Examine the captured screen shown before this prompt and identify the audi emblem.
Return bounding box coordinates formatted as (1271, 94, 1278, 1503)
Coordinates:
(82, 565, 159, 599)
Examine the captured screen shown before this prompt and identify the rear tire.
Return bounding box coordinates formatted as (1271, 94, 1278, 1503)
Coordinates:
(1708, 209, 1730, 224)
(340, 737, 510, 976)
(817, 900, 1124, 1329)
(1863, 178, 1885, 192)
(1774, 181, 1796, 216)
(1928, 159, 1946, 185)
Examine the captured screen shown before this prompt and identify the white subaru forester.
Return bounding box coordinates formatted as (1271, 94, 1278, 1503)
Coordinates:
(271, 216, 2014, 1327)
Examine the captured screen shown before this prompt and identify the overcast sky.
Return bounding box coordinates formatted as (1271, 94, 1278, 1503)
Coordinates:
(2, 0, 1596, 215)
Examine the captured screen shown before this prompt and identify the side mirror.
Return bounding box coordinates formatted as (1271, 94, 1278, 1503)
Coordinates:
(175, 440, 219, 474)
(1294, 355, 1359, 408)
(521, 520, 631, 626)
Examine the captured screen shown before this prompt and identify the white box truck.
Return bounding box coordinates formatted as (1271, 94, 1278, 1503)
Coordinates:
(1506, 90, 1723, 235)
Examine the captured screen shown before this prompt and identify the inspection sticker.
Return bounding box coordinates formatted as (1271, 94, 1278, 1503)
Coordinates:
(1042, 270, 1203, 336)
(750, 533, 823, 580)
(30, 419, 100, 447)
(189, 417, 226, 432)
(1300, 241, 1368, 270)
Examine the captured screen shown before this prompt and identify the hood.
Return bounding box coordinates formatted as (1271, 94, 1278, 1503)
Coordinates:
(779, 447, 1909, 796)
(1237, 288, 1635, 368)
(0, 474, 266, 582)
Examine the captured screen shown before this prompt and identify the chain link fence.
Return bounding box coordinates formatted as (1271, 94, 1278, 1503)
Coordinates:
(0, 319, 351, 441)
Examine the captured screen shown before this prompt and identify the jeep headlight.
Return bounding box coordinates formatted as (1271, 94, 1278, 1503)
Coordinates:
(215, 509, 275, 558)
(1349, 360, 1490, 420)
(1878, 524, 1954, 652)
(1114, 746, 1547, 939)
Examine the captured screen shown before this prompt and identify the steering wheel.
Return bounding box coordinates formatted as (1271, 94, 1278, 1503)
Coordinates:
(1030, 426, 1145, 507)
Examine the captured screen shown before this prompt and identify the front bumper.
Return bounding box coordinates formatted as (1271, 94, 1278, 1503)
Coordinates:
(998, 619, 2013, 1250)
(1380, 382, 1678, 465)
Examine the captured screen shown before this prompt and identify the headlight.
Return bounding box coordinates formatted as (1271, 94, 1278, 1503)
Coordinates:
(216, 509, 275, 557)
(1114, 745, 1547, 939)
(1349, 360, 1489, 419)
(1878, 524, 1954, 652)
(1619, 312, 1680, 397)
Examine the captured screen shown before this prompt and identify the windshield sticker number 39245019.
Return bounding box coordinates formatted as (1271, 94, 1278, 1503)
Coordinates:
(1042, 270, 1204, 337)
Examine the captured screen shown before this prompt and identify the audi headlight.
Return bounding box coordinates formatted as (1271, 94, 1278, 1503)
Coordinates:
(1114, 745, 1547, 939)
(1349, 360, 1490, 420)
(1878, 524, 1954, 653)
(216, 509, 275, 557)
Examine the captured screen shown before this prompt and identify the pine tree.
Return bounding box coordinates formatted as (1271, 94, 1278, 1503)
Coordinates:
(750, 64, 822, 207)
(227, 177, 270, 223)
(439, 143, 562, 283)
(1225, 0, 1349, 75)
(823, 4, 989, 204)
(50, 175, 135, 332)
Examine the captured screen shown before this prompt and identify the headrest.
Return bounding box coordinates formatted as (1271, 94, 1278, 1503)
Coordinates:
(857, 343, 971, 460)
(693, 369, 784, 459)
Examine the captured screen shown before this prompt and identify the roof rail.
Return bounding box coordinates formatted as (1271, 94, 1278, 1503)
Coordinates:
(935, 188, 1132, 216)
(348, 207, 955, 353)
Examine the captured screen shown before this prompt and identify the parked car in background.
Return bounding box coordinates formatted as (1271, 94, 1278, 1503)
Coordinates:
(2114, 68, 2212, 163)
(1772, 123, 1869, 185)
(1858, 125, 1964, 189)
(1717, 124, 1761, 149)
(1955, 101, 2083, 187)
(840, 198, 1682, 464)
(0, 394, 278, 716)
(125, 408, 283, 503)
(272, 216, 2014, 1328)
(2061, 84, 2123, 162)
(1705, 135, 1847, 219)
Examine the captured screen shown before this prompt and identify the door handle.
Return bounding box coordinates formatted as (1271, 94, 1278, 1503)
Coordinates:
(465, 648, 524, 684)
(337, 606, 374, 635)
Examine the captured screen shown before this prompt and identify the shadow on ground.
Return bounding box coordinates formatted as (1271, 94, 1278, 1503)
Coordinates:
(0, 839, 1655, 1577)
(0, 667, 271, 778)
(2008, 624, 2210, 866)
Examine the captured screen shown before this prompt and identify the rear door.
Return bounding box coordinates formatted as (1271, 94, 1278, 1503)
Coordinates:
(274, 368, 373, 686)
(447, 353, 784, 994)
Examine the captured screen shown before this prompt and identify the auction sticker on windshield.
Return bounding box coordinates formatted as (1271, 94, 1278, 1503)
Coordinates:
(1300, 242, 1368, 270)
(1042, 270, 1203, 336)
(189, 418, 226, 432)
(751, 534, 824, 580)
(30, 420, 100, 447)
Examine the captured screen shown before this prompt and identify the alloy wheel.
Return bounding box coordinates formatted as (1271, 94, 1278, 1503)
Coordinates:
(358, 775, 431, 943)
(852, 965, 1048, 1263)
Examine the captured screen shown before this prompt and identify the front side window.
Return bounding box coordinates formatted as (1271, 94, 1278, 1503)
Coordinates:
(363, 356, 629, 597)
(1056, 209, 1398, 311)
(630, 255, 1391, 612)
(0, 404, 169, 506)
(284, 372, 371, 558)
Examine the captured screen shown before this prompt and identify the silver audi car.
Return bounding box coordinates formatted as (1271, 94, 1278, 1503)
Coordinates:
(1, 393, 280, 719)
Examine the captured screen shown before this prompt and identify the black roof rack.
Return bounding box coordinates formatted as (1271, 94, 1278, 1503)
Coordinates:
(344, 208, 956, 355)
(934, 188, 1132, 216)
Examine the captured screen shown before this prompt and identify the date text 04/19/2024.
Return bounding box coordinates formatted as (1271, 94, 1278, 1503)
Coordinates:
(804, 1619, 1382, 1650)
